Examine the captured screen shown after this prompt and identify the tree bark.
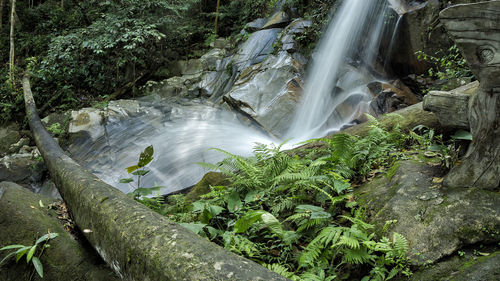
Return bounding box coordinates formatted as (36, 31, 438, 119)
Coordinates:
(0, 182, 119, 281)
(8, 0, 15, 84)
(0, 0, 4, 30)
(23, 75, 288, 281)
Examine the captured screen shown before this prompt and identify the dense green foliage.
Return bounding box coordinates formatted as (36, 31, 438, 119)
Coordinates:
(135, 119, 457, 280)
(415, 44, 475, 91)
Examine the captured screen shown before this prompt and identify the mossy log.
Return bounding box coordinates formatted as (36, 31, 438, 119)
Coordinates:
(0, 182, 119, 281)
(22, 75, 288, 280)
(292, 102, 441, 153)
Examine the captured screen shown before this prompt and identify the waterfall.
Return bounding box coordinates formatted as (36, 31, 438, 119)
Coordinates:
(286, 0, 390, 141)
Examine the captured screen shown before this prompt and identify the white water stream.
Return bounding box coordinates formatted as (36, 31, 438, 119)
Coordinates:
(71, 0, 403, 194)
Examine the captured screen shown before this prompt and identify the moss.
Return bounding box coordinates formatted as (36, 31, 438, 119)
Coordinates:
(385, 161, 400, 181)
(185, 172, 228, 203)
(459, 251, 499, 271)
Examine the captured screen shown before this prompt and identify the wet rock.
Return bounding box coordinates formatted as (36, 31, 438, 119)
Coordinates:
(69, 108, 104, 140)
(232, 28, 282, 71)
(356, 160, 500, 265)
(224, 51, 304, 137)
(245, 18, 267, 32)
(0, 152, 45, 187)
(38, 179, 62, 199)
(211, 38, 229, 49)
(0, 123, 21, 156)
(262, 11, 290, 29)
(368, 80, 421, 116)
(8, 138, 30, 154)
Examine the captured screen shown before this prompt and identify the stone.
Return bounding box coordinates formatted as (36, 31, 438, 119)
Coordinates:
(184, 172, 228, 203)
(0, 154, 45, 186)
(262, 11, 290, 29)
(356, 160, 500, 265)
(232, 28, 283, 71)
(245, 18, 267, 32)
(224, 51, 304, 137)
(8, 137, 30, 154)
(439, 1, 500, 189)
(69, 108, 104, 140)
(368, 80, 422, 116)
(0, 123, 21, 156)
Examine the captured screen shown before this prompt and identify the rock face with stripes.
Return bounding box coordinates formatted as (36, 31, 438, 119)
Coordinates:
(439, 1, 500, 189)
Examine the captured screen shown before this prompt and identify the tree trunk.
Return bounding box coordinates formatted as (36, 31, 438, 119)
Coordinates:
(0, 0, 4, 30)
(22, 75, 288, 281)
(0, 182, 120, 281)
(439, 1, 500, 189)
(214, 0, 220, 35)
(8, 0, 15, 84)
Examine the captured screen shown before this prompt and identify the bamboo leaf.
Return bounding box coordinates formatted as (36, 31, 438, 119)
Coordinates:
(26, 246, 37, 263)
(32, 257, 43, 278)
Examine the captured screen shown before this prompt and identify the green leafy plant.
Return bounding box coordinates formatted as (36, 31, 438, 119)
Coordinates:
(0, 232, 59, 278)
(415, 44, 474, 91)
(120, 145, 162, 199)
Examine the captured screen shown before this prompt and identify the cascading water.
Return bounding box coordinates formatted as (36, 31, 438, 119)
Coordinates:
(71, 0, 402, 194)
(285, 0, 390, 141)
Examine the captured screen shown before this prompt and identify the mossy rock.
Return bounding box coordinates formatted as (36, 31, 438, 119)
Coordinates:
(185, 172, 228, 203)
(0, 182, 118, 281)
(0, 123, 21, 156)
(355, 160, 500, 266)
(409, 250, 500, 281)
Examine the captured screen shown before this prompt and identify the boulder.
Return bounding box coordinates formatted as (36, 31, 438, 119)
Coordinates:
(369, 80, 422, 116)
(224, 51, 304, 137)
(356, 160, 500, 265)
(262, 11, 290, 29)
(0, 182, 119, 281)
(245, 18, 267, 32)
(0, 123, 21, 156)
(0, 153, 45, 187)
(232, 28, 283, 71)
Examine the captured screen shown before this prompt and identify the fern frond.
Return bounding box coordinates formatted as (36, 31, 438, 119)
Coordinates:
(342, 247, 375, 264)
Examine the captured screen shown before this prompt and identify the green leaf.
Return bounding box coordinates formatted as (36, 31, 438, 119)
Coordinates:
(26, 246, 37, 263)
(0, 245, 26, 251)
(200, 204, 224, 224)
(451, 130, 473, 141)
(138, 145, 154, 167)
(39, 200, 45, 208)
(32, 257, 43, 278)
(15, 246, 31, 262)
(35, 233, 59, 245)
(227, 191, 242, 213)
(296, 205, 331, 220)
(234, 210, 267, 234)
(132, 170, 150, 176)
(119, 178, 134, 184)
(179, 222, 206, 235)
(130, 186, 162, 197)
(126, 165, 140, 173)
(0, 251, 17, 266)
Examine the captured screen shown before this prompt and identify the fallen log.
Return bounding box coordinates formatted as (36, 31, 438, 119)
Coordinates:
(23, 74, 288, 281)
(0, 182, 119, 281)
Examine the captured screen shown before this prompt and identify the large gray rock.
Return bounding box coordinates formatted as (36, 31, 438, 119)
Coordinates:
(0, 152, 45, 187)
(0, 123, 21, 156)
(224, 51, 304, 137)
(356, 160, 500, 265)
(232, 28, 283, 71)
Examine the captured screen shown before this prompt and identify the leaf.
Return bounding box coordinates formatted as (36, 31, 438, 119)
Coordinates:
(32, 257, 43, 278)
(126, 165, 140, 173)
(35, 233, 59, 245)
(39, 200, 45, 208)
(200, 204, 224, 224)
(15, 246, 31, 262)
(26, 246, 37, 263)
(179, 222, 206, 235)
(227, 191, 242, 213)
(131, 170, 150, 176)
(234, 210, 267, 233)
(130, 186, 162, 197)
(296, 205, 331, 220)
(0, 245, 26, 251)
(451, 130, 472, 141)
(119, 178, 134, 184)
(138, 145, 154, 167)
(0, 251, 17, 266)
